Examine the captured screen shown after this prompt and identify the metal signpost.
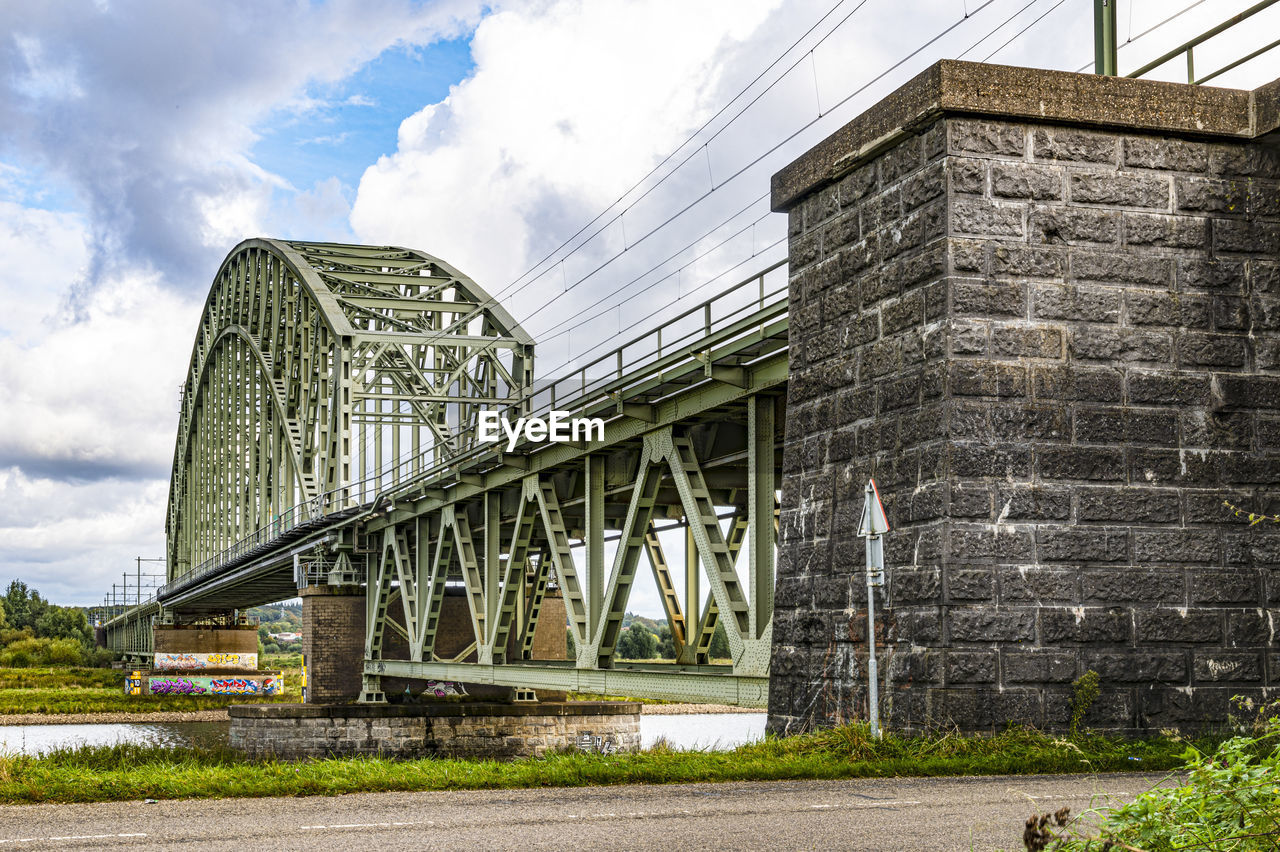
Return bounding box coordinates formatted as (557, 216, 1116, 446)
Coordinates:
(858, 478, 890, 738)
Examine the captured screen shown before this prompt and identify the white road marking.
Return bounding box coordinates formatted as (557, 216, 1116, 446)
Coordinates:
(810, 800, 922, 810)
(301, 822, 433, 830)
(1027, 792, 1128, 800)
(0, 834, 146, 845)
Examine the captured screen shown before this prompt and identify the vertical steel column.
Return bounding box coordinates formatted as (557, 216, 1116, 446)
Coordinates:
(747, 395, 775, 639)
(1094, 0, 1118, 75)
(585, 454, 604, 629)
(483, 491, 501, 659)
(684, 525, 699, 632)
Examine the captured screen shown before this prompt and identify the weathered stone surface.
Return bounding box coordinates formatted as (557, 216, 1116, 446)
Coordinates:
(229, 702, 642, 760)
(770, 62, 1280, 737)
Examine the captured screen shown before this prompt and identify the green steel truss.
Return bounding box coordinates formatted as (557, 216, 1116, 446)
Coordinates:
(166, 239, 532, 582)
(108, 242, 789, 706)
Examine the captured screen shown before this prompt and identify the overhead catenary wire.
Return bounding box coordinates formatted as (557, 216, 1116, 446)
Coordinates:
(392, 0, 1003, 372)
(488, 0, 880, 312)
(357, 0, 1067, 487)
(981, 0, 1070, 62)
(513, 0, 1002, 337)
(489, 0, 874, 305)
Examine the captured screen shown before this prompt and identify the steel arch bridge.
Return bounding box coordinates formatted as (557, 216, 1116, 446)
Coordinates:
(105, 238, 788, 706)
(166, 239, 533, 596)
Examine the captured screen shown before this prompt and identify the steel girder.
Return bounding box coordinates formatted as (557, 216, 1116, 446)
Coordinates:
(165, 240, 533, 590)
(361, 356, 787, 706)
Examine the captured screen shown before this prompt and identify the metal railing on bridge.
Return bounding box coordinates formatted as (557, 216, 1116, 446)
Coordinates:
(1094, 0, 1279, 84)
(161, 259, 789, 598)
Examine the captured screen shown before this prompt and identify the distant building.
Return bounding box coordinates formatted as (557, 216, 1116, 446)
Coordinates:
(268, 632, 301, 643)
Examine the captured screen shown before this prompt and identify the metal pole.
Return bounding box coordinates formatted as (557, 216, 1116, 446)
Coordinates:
(1094, 0, 1117, 75)
(859, 478, 889, 738)
(865, 533, 884, 738)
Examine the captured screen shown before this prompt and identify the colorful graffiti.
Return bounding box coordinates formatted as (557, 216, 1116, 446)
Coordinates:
(154, 652, 257, 671)
(425, 680, 466, 698)
(146, 675, 280, 696)
(149, 677, 206, 695)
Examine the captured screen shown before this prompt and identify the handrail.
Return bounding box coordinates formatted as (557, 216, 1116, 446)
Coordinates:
(1125, 0, 1279, 84)
(160, 259, 790, 595)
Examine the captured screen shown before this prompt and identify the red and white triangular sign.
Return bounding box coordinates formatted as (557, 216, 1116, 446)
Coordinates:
(857, 478, 890, 537)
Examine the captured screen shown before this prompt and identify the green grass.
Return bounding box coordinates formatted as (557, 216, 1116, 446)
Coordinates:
(0, 688, 296, 715)
(0, 666, 300, 715)
(0, 724, 1218, 805)
(258, 652, 302, 671)
(0, 667, 123, 690)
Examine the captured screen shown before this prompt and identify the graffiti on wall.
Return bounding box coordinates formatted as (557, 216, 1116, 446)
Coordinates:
(154, 652, 258, 671)
(575, 732, 618, 755)
(146, 676, 280, 696)
(425, 680, 466, 698)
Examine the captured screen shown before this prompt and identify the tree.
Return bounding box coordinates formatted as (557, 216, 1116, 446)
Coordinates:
(35, 606, 91, 645)
(708, 621, 730, 659)
(657, 623, 675, 659)
(2, 581, 48, 632)
(615, 624, 658, 660)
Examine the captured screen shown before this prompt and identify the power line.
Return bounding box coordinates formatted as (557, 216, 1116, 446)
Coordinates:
(487, 0, 883, 316)
(510, 0, 999, 335)
(490, 0, 874, 305)
(982, 0, 1069, 62)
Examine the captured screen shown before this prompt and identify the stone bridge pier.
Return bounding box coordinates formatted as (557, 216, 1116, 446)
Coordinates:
(767, 61, 1280, 735)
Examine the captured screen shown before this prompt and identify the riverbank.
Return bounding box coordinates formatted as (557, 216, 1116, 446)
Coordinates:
(0, 723, 1207, 805)
(0, 710, 231, 725)
(0, 703, 761, 725)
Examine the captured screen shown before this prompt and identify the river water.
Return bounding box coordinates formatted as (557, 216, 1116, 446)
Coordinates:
(0, 713, 766, 756)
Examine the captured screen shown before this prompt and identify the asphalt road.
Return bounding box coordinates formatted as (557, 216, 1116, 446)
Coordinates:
(0, 773, 1168, 851)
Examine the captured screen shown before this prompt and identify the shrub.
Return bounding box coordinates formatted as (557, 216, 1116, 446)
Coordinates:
(1068, 670, 1099, 737)
(0, 637, 85, 668)
(41, 639, 85, 666)
(83, 647, 117, 668)
(1033, 699, 1280, 850)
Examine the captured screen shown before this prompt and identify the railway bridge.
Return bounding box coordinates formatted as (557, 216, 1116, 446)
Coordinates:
(105, 60, 1280, 735)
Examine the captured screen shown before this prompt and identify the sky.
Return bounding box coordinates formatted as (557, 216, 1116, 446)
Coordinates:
(0, 0, 1276, 615)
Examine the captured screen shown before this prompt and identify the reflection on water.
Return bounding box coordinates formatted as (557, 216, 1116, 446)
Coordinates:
(641, 713, 767, 750)
(0, 722, 231, 755)
(0, 712, 768, 756)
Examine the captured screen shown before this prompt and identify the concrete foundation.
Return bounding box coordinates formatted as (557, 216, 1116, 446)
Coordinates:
(768, 61, 1280, 735)
(300, 584, 366, 704)
(228, 701, 641, 759)
(130, 671, 282, 696)
(153, 626, 257, 668)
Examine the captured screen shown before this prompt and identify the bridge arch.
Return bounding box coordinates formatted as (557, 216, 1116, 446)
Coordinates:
(166, 239, 533, 580)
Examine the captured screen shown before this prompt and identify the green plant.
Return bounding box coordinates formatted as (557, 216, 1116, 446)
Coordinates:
(0, 722, 1217, 805)
(1068, 670, 1099, 737)
(1034, 699, 1280, 851)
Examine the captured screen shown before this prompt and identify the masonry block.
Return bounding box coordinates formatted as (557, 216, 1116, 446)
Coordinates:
(300, 584, 365, 704)
(767, 60, 1280, 736)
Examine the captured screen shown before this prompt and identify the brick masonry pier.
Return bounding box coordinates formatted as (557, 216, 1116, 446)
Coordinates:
(228, 701, 641, 759)
(767, 61, 1280, 735)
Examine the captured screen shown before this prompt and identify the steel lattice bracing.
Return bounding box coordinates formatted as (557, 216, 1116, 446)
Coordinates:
(356, 262, 789, 705)
(166, 239, 532, 586)
(108, 241, 789, 705)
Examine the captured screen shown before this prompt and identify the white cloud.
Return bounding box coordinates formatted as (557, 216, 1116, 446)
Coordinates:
(351, 0, 784, 297)
(1, 0, 1277, 611)
(0, 0, 487, 296)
